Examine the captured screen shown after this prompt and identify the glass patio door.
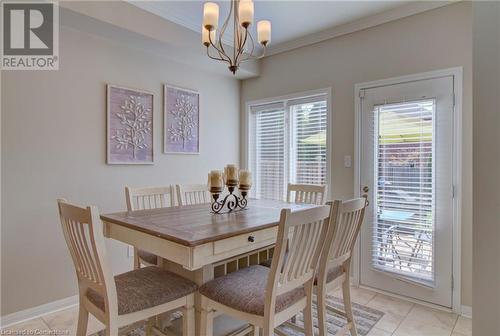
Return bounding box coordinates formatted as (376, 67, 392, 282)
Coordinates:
(359, 76, 455, 308)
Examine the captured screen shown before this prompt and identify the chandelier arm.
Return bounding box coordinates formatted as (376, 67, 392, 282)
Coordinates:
(240, 29, 256, 62)
(233, 2, 237, 62)
(234, 27, 249, 65)
(208, 31, 231, 63)
(206, 47, 229, 62)
(216, 0, 233, 65)
(257, 45, 267, 59)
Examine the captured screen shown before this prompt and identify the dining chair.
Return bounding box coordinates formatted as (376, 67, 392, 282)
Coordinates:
(315, 197, 367, 336)
(175, 183, 211, 206)
(260, 183, 328, 268)
(286, 183, 327, 205)
(125, 186, 174, 269)
(57, 199, 197, 336)
(198, 204, 334, 336)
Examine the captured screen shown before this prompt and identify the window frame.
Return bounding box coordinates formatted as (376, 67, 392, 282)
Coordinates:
(244, 88, 332, 200)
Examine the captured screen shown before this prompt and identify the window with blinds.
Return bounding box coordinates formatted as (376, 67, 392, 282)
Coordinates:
(248, 94, 328, 201)
(372, 99, 435, 286)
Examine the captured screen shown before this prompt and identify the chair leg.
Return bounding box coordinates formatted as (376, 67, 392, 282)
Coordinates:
(262, 321, 274, 336)
(303, 284, 314, 336)
(342, 278, 358, 336)
(199, 297, 214, 336)
(133, 247, 141, 269)
(251, 325, 260, 336)
(316, 285, 328, 336)
(182, 300, 195, 336)
(105, 325, 119, 336)
(76, 303, 89, 336)
(145, 318, 155, 336)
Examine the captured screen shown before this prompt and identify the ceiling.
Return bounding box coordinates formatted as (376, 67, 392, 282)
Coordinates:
(130, 1, 413, 52)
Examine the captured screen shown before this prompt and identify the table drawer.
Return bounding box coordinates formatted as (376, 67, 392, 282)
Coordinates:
(213, 227, 277, 255)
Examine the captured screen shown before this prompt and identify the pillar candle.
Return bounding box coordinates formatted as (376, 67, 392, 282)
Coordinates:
(225, 164, 239, 182)
(239, 170, 252, 186)
(210, 170, 223, 188)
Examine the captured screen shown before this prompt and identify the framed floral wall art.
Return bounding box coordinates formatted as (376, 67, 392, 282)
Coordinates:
(107, 84, 154, 164)
(164, 85, 200, 154)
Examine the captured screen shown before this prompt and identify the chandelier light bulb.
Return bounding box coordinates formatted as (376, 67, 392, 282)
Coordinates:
(257, 20, 271, 45)
(238, 0, 254, 28)
(203, 2, 219, 30)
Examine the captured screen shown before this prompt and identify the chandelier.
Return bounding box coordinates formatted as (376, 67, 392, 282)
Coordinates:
(202, 0, 271, 74)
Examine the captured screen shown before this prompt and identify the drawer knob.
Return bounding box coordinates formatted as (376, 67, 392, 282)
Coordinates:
(248, 236, 255, 242)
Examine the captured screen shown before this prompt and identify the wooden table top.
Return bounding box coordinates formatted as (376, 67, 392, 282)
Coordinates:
(101, 199, 320, 247)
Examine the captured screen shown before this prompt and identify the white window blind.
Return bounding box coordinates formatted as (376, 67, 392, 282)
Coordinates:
(249, 94, 328, 200)
(250, 103, 286, 200)
(372, 100, 435, 286)
(290, 98, 327, 185)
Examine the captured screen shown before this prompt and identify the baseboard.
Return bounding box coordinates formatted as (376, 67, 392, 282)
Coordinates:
(0, 295, 78, 328)
(461, 305, 472, 318)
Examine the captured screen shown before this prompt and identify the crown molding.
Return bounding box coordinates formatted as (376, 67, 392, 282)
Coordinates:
(59, 1, 259, 79)
(126, 0, 458, 64)
(128, 1, 235, 46)
(265, 1, 458, 57)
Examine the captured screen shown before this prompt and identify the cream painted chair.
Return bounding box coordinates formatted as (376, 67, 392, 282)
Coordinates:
(260, 183, 328, 268)
(125, 186, 174, 269)
(286, 183, 327, 205)
(175, 184, 211, 206)
(57, 199, 196, 336)
(315, 197, 367, 336)
(198, 204, 334, 336)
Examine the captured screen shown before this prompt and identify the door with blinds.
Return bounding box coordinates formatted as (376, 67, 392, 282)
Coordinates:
(359, 76, 455, 308)
(248, 92, 329, 200)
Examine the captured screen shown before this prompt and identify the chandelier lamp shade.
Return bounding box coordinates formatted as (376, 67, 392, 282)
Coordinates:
(202, 0, 271, 74)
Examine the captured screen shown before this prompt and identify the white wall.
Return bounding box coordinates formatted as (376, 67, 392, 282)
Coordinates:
(1, 25, 239, 315)
(472, 1, 500, 333)
(241, 2, 473, 306)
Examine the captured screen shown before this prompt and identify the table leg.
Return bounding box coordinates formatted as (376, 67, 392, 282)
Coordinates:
(193, 265, 214, 336)
(160, 258, 214, 336)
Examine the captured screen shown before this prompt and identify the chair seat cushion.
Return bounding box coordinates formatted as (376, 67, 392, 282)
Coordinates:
(199, 265, 305, 316)
(138, 249, 158, 265)
(314, 266, 343, 285)
(86, 266, 197, 315)
(261, 253, 343, 285)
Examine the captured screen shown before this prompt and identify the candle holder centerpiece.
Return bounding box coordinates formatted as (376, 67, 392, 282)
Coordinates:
(208, 165, 252, 214)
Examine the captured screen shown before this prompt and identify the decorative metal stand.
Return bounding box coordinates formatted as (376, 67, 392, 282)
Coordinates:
(211, 185, 249, 214)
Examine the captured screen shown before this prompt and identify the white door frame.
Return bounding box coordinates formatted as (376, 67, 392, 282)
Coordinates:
(353, 67, 463, 313)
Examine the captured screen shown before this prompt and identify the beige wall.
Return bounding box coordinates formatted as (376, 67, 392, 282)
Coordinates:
(1, 26, 239, 315)
(472, 1, 500, 333)
(241, 2, 473, 306)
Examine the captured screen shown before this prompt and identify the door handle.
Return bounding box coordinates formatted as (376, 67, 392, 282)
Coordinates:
(362, 186, 370, 206)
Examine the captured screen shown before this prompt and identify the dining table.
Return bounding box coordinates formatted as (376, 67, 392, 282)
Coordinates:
(100, 198, 321, 336)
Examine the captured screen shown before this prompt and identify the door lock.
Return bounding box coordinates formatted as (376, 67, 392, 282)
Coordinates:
(362, 186, 370, 206)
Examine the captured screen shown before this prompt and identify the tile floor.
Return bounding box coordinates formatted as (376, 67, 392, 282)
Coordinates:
(1, 286, 471, 336)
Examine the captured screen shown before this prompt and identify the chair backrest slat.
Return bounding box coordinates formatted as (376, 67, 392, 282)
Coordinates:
(319, 197, 367, 281)
(125, 186, 174, 211)
(268, 205, 333, 296)
(287, 183, 327, 205)
(57, 199, 116, 305)
(176, 184, 211, 206)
